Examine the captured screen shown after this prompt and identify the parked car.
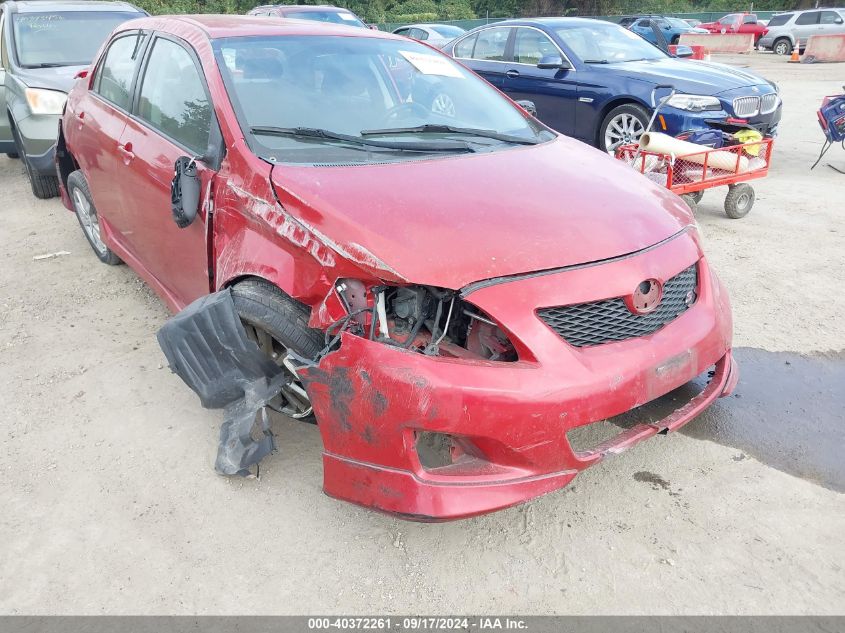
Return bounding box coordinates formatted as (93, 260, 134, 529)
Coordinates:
(392, 23, 466, 48)
(758, 9, 845, 56)
(443, 18, 782, 152)
(0, 0, 146, 198)
(246, 4, 369, 28)
(684, 18, 702, 28)
(698, 13, 769, 44)
(57, 15, 737, 520)
(619, 15, 708, 45)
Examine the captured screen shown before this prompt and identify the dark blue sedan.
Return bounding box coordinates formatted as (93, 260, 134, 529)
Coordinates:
(441, 18, 782, 152)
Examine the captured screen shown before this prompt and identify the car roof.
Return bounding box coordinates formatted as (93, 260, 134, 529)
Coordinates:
(487, 17, 621, 28)
(8, 0, 142, 12)
(120, 14, 392, 39)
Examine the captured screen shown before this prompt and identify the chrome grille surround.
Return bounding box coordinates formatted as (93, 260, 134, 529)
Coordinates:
(732, 96, 760, 117)
(760, 92, 779, 114)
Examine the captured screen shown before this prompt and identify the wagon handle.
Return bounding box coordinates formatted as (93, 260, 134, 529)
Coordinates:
(634, 85, 677, 164)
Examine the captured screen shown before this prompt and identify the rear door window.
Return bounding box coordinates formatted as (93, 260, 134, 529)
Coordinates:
(453, 32, 477, 58)
(136, 37, 212, 154)
(471, 27, 511, 61)
(93, 33, 145, 110)
(795, 12, 819, 25)
(766, 14, 792, 27)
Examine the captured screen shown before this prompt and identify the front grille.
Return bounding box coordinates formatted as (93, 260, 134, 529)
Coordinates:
(537, 264, 699, 348)
(760, 93, 779, 114)
(733, 96, 760, 117)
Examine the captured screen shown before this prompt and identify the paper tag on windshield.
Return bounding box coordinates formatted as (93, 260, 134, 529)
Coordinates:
(399, 50, 463, 78)
(338, 12, 357, 20)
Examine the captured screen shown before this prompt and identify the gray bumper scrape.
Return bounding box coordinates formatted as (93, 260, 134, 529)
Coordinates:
(156, 290, 287, 476)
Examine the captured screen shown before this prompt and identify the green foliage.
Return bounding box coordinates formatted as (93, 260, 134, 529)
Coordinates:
(133, 0, 806, 26)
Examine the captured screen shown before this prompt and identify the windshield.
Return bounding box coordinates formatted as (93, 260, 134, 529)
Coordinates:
(430, 25, 466, 37)
(667, 17, 693, 28)
(214, 35, 552, 165)
(12, 11, 141, 67)
(285, 10, 366, 28)
(555, 22, 665, 63)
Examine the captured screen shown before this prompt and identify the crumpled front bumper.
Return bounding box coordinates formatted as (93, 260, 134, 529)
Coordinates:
(301, 230, 736, 521)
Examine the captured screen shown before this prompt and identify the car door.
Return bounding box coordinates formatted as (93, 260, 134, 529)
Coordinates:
(408, 27, 429, 42)
(717, 14, 740, 33)
(502, 26, 576, 135)
(119, 34, 219, 308)
(819, 10, 845, 35)
(0, 8, 14, 153)
(79, 31, 149, 246)
(451, 26, 512, 89)
(630, 19, 657, 44)
(793, 11, 820, 47)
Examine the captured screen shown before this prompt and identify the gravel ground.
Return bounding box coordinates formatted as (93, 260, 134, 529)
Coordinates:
(0, 53, 843, 615)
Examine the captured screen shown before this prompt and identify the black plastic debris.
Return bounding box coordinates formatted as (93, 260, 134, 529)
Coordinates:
(156, 289, 287, 476)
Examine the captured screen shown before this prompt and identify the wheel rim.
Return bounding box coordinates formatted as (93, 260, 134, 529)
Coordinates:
(72, 188, 107, 254)
(605, 113, 645, 153)
(775, 41, 788, 55)
(242, 321, 313, 419)
(736, 192, 751, 210)
(431, 93, 456, 117)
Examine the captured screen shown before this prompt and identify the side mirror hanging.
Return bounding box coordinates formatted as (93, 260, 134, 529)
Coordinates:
(171, 156, 201, 229)
(515, 99, 537, 116)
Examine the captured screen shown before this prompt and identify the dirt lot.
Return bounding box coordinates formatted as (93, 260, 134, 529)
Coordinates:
(1, 53, 843, 615)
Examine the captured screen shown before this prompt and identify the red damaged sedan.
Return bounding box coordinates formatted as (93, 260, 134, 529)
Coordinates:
(57, 15, 737, 520)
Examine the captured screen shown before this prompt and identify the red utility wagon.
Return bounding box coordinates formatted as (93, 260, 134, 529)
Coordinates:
(616, 139, 774, 218)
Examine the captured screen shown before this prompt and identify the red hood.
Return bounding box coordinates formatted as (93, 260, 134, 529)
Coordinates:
(270, 136, 693, 289)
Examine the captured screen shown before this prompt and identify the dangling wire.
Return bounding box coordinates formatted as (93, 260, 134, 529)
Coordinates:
(811, 140, 833, 170)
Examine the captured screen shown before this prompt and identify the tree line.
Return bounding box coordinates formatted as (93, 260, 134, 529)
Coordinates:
(134, 0, 834, 27)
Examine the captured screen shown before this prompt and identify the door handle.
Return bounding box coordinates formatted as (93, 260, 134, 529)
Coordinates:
(505, 69, 520, 78)
(117, 142, 135, 164)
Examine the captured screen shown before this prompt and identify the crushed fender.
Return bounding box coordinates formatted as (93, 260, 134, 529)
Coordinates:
(156, 290, 288, 476)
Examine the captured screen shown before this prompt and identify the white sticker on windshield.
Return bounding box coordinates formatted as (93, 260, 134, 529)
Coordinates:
(338, 12, 357, 20)
(399, 50, 464, 78)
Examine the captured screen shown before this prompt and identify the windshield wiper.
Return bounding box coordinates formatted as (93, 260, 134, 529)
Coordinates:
(360, 124, 539, 146)
(23, 62, 75, 68)
(249, 126, 475, 153)
(583, 59, 609, 64)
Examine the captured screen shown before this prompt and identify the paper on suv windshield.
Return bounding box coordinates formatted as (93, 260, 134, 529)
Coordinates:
(338, 13, 357, 21)
(399, 50, 464, 78)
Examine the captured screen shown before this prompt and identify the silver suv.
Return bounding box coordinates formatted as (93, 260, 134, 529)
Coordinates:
(759, 8, 845, 56)
(0, 1, 145, 198)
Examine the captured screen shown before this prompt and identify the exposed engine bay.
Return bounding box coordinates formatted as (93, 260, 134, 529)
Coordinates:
(327, 280, 517, 362)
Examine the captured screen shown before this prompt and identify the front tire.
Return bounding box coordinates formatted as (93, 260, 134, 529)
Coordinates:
(67, 170, 122, 265)
(5, 152, 19, 159)
(231, 278, 325, 422)
(599, 103, 649, 153)
(773, 38, 792, 56)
